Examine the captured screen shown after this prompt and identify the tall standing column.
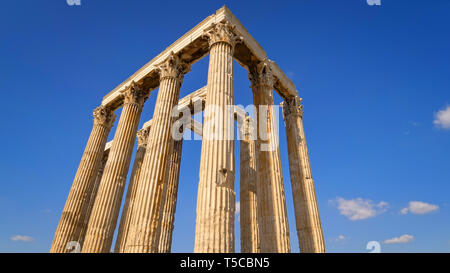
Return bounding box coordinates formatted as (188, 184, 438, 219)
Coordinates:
(250, 60, 290, 253)
(82, 82, 147, 253)
(114, 128, 149, 253)
(281, 96, 325, 253)
(240, 116, 260, 253)
(194, 21, 241, 253)
(124, 52, 189, 253)
(50, 106, 115, 253)
(79, 149, 110, 246)
(155, 139, 183, 253)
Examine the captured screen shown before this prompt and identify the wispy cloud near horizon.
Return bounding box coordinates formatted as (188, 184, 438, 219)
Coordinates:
(400, 201, 439, 215)
(384, 234, 414, 244)
(331, 197, 389, 221)
(434, 105, 450, 129)
(11, 235, 34, 242)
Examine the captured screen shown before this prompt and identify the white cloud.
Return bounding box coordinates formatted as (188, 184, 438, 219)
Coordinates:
(434, 105, 450, 129)
(235, 201, 240, 215)
(384, 234, 414, 244)
(332, 197, 388, 221)
(335, 235, 346, 242)
(11, 235, 34, 242)
(400, 201, 439, 215)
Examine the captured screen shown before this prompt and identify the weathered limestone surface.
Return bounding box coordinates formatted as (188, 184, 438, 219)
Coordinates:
(194, 22, 241, 253)
(124, 52, 188, 253)
(50, 106, 115, 253)
(114, 128, 149, 253)
(79, 149, 109, 246)
(281, 96, 325, 253)
(239, 116, 260, 253)
(155, 139, 183, 253)
(250, 60, 290, 253)
(82, 82, 147, 253)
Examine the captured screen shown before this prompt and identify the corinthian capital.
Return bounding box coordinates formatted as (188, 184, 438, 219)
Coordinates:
(157, 52, 190, 83)
(121, 81, 147, 106)
(93, 105, 116, 128)
(203, 21, 242, 49)
(248, 59, 275, 89)
(136, 127, 150, 147)
(281, 96, 304, 121)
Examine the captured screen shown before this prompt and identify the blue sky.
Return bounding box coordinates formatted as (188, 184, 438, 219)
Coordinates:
(0, 0, 449, 253)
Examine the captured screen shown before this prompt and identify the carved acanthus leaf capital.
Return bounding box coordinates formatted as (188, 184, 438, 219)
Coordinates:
(93, 105, 116, 128)
(121, 81, 147, 106)
(203, 21, 243, 50)
(157, 52, 190, 83)
(249, 59, 275, 90)
(281, 96, 304, 121)
(136, 127, 150, 147)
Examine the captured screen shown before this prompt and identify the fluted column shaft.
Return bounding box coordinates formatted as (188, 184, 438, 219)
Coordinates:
(50, 106, 115, 253)
(79, 150, 109, 246)
(240, 117, 260, 253)
(82, 82, 146, 253)
(155, 139, 183, 253)
(250, 61, 290, 253)
(194, 22, 241, 253)
(281, 96, 325, 253)
(124, 53, 188, 253)
(114, 128, 149, 252)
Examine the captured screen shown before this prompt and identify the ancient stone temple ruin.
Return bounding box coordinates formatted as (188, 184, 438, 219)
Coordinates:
(51, 6, 325, 253)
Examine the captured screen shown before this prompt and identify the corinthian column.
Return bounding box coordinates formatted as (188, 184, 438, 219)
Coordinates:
(281, 96, 325, 253)
(194, 21, 241, 253)
(124, 52, 189, 253)
(50, 105, 115, 253)
(155, 139, 183, 253)
(82, 82, 147, 253)
(114, 128, 149, 253)
(239, 116, 260, 253)
(250, 60, 290, 253)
